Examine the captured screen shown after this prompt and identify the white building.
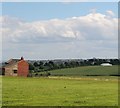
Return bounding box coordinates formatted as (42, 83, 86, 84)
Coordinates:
(101, 63, 112, 66)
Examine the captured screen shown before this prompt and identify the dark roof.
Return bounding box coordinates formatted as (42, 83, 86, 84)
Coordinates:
(6, 59, 20, 63)
(2, 59, 21, 68)
(0, 57, 27, 68)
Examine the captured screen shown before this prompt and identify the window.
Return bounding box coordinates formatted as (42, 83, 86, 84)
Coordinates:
(13, 70, 17, 73)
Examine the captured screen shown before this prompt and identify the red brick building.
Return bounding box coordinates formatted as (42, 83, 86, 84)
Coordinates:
(1, 57, 29, 77)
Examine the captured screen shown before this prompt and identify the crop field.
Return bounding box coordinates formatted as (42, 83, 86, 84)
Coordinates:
(2, 76, 118, 106)
(48, 65, 119, 76)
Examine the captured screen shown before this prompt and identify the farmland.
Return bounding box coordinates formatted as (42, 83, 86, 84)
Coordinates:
(2, 65, 119, 106)
(46, 65, 119, 76)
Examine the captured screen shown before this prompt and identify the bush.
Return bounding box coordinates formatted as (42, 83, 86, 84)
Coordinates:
(27, 73, 33, 77)
(40, 72, 51, 77)
(35, 73, 39, 77)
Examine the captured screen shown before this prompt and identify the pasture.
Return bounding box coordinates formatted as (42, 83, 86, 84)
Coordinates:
(2, 76, 118, 106)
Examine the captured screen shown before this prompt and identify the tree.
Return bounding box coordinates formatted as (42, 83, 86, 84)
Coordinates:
(64, 62, 70, 68)
(59, 63, 65, 69)
(44, 62, 51, 71)
(29, 63, 35, 70)
(39, 61, 44, 66)
(49, 61, 54, 66)
(69, 61, 76, 67)
(39, 61, 44, 69)
(48, 61, 55, 69)
(33, 62, 39, 67)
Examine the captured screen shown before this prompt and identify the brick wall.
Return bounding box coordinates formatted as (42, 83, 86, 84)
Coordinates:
(18, 60, 29, 77)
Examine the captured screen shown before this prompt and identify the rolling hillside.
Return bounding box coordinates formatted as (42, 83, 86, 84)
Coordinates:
(47, 65, 119, 76)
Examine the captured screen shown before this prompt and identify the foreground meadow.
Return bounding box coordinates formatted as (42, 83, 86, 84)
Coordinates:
(2, 76, 118, 106)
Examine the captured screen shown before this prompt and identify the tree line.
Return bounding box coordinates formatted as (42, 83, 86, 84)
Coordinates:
(29, 58, 120, 73)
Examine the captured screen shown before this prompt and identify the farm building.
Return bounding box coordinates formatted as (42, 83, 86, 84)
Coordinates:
(0, 57, 29, 77)
(101, 63, 112, 66)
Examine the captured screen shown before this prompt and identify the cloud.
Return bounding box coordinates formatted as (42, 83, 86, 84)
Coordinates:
(2, 39, 118, 60)
(1, 11, 118, 60)
(106, 10, 115, 17)
(1, 11, 117, 44)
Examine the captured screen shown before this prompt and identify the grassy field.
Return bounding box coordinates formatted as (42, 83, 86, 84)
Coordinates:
(2, 76, 118, 106)
(48, 65, 119, 76)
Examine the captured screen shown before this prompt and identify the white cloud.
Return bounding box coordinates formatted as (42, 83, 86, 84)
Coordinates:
(1, 11, 118, 44)
(106, 10, 115, 17)
(1, 11, 118, 60)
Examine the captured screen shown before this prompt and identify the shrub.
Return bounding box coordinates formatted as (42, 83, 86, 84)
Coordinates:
(27, 73, 33, 77)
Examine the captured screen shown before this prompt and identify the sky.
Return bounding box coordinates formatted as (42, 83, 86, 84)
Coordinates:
(0, 0, 119, 2)
(0, 2, 118, 61)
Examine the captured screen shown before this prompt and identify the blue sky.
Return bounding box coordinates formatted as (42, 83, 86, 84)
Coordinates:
(2, 2, 118, 21)
(0, 0, 119, 2)
(1, 2, 118, 60)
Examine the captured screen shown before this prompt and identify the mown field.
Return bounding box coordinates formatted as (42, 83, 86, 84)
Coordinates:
(48, 65, 119, 76)
(2, 76, 118, 106)
(2, 65, 119, 106)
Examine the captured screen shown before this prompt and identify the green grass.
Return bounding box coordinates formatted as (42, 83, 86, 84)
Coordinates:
(48, 65, 119, 76)
(2, 76, 118, 106)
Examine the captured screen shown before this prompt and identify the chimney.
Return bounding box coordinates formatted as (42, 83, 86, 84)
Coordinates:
(21, 56, 24, 60)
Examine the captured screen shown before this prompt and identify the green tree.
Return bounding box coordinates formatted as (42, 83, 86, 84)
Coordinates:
(29, 63, 35, 70)
(33, 62, 39, 67)
(39, 61, 44, 69)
